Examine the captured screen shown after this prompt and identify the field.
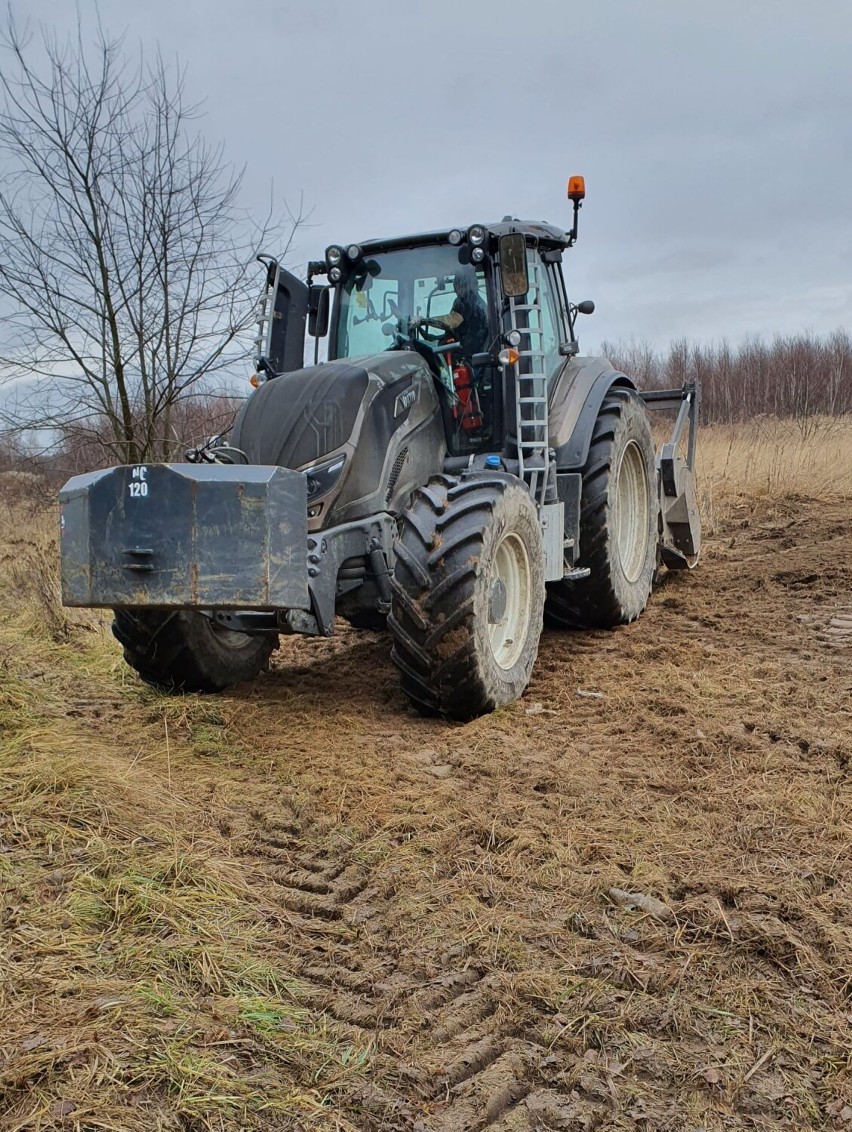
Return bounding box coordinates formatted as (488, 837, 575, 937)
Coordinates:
(1, 419, 851, 1131)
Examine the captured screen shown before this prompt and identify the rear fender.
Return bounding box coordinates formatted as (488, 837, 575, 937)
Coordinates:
(549, 355, 635, 470)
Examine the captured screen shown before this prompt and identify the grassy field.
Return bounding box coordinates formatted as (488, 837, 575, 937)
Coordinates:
(1, 419, 850, 1131)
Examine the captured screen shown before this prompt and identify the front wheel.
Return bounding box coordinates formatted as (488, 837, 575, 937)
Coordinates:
(546, 390, 658, 629)
(388, 476, 545, 720)
(112, 609, 277, 693)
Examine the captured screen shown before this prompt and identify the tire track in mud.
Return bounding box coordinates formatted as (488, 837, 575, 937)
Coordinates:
(217, 500, 852, 1129)
(798, 605, 852, 648)
(236, 777, 610, 1131)
(239, 801, 399, 1036)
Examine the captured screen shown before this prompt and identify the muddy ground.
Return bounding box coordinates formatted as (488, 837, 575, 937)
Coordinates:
(1, 494, 851, 1130)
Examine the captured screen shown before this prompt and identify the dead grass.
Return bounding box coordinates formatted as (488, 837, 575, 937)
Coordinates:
(0, 500, 371, 1129)
(1, 424, 851, 1130)
(695, 414, 852, 532)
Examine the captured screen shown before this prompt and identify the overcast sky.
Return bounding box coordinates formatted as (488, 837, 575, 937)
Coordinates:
(9, 0, 852, 352)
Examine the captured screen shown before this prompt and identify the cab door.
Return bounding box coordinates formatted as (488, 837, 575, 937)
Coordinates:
(256, 257, 309, 376)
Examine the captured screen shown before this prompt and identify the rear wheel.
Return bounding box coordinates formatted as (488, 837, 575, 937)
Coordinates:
(388, 476, 544, 720)
(546, 391, 658, 628)
(112, 609, 277, 693)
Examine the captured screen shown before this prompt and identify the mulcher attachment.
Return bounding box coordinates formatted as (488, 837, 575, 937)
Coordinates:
(641, 382, 702, 570)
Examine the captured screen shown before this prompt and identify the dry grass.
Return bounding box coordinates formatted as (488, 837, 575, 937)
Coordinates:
(695, 414, 852, 532)
(0, 501, 370, 1129)
(0, 422, 850, 1130)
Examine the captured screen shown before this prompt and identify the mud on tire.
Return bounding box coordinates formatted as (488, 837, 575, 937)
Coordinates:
(112, 609, 277, 693)
(388, 476, 544, 720)
(546, 390, 658, 629)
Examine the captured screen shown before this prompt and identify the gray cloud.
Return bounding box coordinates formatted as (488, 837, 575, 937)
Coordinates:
(7, 0, 852, 351)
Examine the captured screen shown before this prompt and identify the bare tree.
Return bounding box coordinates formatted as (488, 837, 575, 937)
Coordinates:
(0, 14, 300, 464)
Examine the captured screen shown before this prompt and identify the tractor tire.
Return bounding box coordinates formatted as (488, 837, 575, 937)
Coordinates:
(546, 391, 658, 629)
(388, 476, 544, 720)
(112, 609, 277, 693)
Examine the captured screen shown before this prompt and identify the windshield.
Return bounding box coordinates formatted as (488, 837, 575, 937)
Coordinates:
(332, 245, 489, 365)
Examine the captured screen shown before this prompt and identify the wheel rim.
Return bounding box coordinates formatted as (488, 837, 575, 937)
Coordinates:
(487, 531, 533, 670)
(205, 616, 254, 650)
(614, 440, 651, 583)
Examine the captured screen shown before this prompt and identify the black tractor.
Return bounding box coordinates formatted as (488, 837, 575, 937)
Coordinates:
(60, 177, 700, 720)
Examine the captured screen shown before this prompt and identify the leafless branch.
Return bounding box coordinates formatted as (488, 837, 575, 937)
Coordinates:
(0, 10, 300, 464)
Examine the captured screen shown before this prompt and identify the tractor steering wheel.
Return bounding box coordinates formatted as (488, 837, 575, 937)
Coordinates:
(382, 320, 460, 354)
(414, 316, 454, 345)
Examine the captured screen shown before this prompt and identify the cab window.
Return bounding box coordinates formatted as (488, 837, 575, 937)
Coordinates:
(526, 250, 564, 386)
(335, 246, 487, 365)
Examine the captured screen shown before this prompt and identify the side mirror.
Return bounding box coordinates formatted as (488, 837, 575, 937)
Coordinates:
(498, 233, 529, 298)
(576, 299, 595, 315)
(308, 285, 330, 337)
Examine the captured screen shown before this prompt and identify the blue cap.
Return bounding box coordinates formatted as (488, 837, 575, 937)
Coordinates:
(484, 454, 502, 469)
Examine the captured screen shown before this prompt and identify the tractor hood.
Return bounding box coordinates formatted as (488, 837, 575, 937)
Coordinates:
(233, 352, 430, 470)
(231, 351, 446, 530)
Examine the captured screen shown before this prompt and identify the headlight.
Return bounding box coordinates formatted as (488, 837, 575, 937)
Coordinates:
(346, 244, 362, 261)
(471, 247, 485, 263)
(329, 266, 342, 283)
(467, 224, 486, 246)
(448, 229, 463, 245)
(506, 329, 522, 346)
(326, 245, 343, 267)
(304, 454, 346, 501)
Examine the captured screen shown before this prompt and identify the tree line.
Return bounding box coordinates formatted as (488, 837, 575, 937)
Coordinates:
(603, 331, 852, 425)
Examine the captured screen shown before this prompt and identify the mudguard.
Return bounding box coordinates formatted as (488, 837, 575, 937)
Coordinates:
(549, 355, 635, 470)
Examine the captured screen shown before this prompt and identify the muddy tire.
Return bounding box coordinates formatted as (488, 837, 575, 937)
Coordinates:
(546, 391, 657, 629)
(112, 609, 277, 693)
(388, 476, 544, 720)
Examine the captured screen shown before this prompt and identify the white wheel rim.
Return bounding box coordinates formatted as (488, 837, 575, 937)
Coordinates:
(614, 440, 651, 583)
(207, 616, 253, 650)
(487, 531, 532, 670)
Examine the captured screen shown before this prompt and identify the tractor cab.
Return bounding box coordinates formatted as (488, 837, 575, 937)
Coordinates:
(254, 180, 592, 480)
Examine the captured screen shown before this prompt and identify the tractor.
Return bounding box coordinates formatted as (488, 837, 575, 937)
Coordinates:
(59, 177, 700, 720)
